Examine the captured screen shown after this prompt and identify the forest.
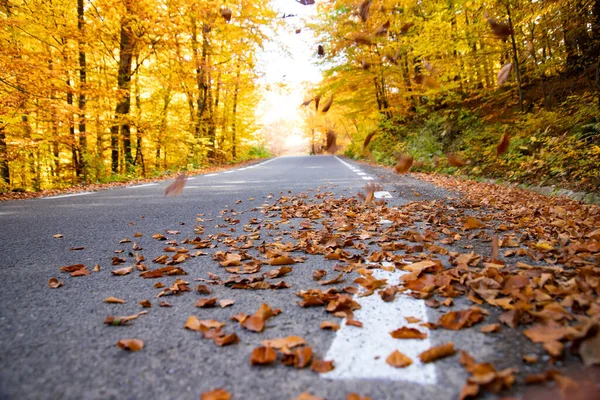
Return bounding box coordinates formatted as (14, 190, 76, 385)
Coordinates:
(0, 0, 274, 192)
(305, 0, 600, 194)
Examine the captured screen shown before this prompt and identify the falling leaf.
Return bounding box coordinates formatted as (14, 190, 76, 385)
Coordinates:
(490, 234, 500, 264)
(497, 63, 512, 85)
(317, 45, 324, 57)
(394, 155, 414, 174)
(399, 22, 414, 33)
(220, 7, 232, 22)
(386, 350, 413, 368)
(320, 95, 334, 113)
(219, 299, 235, 308)
(390, 327, 428, 339)
(375, 20, 390, 36)
(325, 130, 337, 154)
(201, 388, 231, 400)
(250, 346, 277, 365)
(447, 153, 467, 167)
(104, 296, 125, 304)
(196, 298, 217, 308)
(112, 266, 133, 276)
(320, 321, 340, 331)
(358, 0, 372, 22)
(117, 338, 144, 352)
(486, 15, 512, 40)
(164, 173, 187, 197)
(363, 131, 377, 149)
(48, 278, 63, 288)
(496, 133, 510, 156)
(419, 343, 456, 363)
(310, 359, 335, 374)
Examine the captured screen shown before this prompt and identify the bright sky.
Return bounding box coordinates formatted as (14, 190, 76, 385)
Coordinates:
(255, 0, 322, 155)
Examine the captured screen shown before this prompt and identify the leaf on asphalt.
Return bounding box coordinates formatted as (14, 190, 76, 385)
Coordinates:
(92, 264, 100, 272)
(196, 298, 217, 308)
(112, 266, 133, 276)
(165, 173, 187, 197)
(464, 216, 486, 230)
(579, 331, 600, 366)
(438, 308, 485, 330)
(419, 342, 456, 363)
(184, 316, 225, 332)
(48, 278, 63, 288)
(197, 284, 212, 294)
(250, 346, 277, 365)
(104, 296, 125, 304)
(60, 263, 86, 273)
(264, 266, 292, 279)
(390, 327, 428, 339)
(201, 388, 231, 400)
(71, 267, 89, 277)
(290, 346, 313, 369)
(310, 359, 334, 373)
(117, 338, 144, 352)
(268, 255, 296, 266)
(219, 299, 235, 308)
(480, 323, 500, 333)
(394, 155, 414, 174)
(319, 272, 344, 285)
(320, 321, 340, 331)
(53, 234, 63, 238)
(447, 153, 467, 167)
(241, 315, 265, 332)
(159, 301, 172, 307)
(213, 332, 239, 347)
(313, 270, 327, 280)
(154, 282, 165, 288)
(104, 311, 147, 326)
(139, 299, 152, 308)
(295, 393, 324, 400)
(262, 336, 306, 350)
(497, 63, 512, 85)
(346, 394, 371, 400)
(70, 246, 85, 251)
(386, 350, 413, 368)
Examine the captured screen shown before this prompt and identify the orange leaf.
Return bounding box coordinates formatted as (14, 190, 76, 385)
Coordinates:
(464, 216, 486, 230)
(219, 299, 235, 308)
(196, 298, 217, 308)
(394, 155, 414, 174)
(213, 332, 239, 347)
(496, 133, 510, 155)
(310, 359, 335, 373)
(390, 327, 428, 339)
(164, 173, 187, 197)
(104, 296, 125, 304)
(320, 321, 340, 331)
(111, 266, 133, 276)
(419, 342, 456, 363)
(117, 338, 144, 352)
(250, 346, 277, 365)
(262, 336, 306, 349)
(294, 346, 313, 368)
(48, 278, 63, 288)
(201, 388, 231, 400)
(480, 323, 500, 333)
(139, 299, 152, 308)
(447, 153, 467, 167)
(241, 315, 265, 332)
(386, 350, 413, 368)
(497, 63, 512, 85)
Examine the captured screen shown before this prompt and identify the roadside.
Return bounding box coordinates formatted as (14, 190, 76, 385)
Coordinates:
(0, 157, 270, 202)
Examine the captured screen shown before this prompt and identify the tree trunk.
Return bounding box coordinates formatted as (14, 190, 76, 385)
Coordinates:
(77, 0, 87, 180)
(506, 2, 524, 112)
(231, 66, 240, 160)
(111, 2, 135, 173)
(0, 125, 9, 186)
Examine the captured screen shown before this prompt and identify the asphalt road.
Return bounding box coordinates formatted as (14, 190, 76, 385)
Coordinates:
(0, 156, 582, 400)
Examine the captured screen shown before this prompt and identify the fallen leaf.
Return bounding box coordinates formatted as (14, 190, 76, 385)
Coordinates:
(319, 272, 344, 285)
(464, 216, 486, 230)
(165, 173, 187, 197)
(313, 270, 327, 280)
(92, 264, 100, 272)
(159, 301, 172, 307)
(296, 393, 323, 400)
(262, 336, 306, 349)
(70, 267, 89, 277)
(53, 234, 63, 238)
(196, 298, 217, 308)
(112, 266, 133, 276)
(70, 246, 85, 251)
(419, 343, 456, 363)
(104, 311, 147, 326)
(579, 331, 600, 366)
(117, 338, 144, 352)
(213, 332, 239, 346)
(310, 359, 334, 373)
(48, 278, 63, 288)
(219, 299, 235, 308)
(201, 388, 231, 400)
(480, 323, 500, 333)
(139, 299, 152, 308)
(60, 263, 86, 273)
(390, 327, 428, 339)
(104, 296, 125, 304)
(320, 321, 340, 331)
(250, 346, 277, 365)
(438, 308, 485, 330)
(386, 350, 413, 368)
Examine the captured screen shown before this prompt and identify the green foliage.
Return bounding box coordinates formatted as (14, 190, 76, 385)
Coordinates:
(243, 145, 272, 160)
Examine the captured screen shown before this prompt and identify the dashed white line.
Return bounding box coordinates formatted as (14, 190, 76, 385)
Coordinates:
(127, 183, 158, 188)
(223, 170, 234, 174)
(362, 176, 374, 180)
(205, 173, 218, 177)
(43, 192, 93, 199)
(323, 263, 437, 384)
(356, 172, 367, 176)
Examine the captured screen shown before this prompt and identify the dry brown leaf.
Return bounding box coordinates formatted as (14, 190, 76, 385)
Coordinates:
(117, 338, 144, 351)
(220, 7, 232, 22)
(579, 331, 600, 366)
(294, 346, 313, 368)
(139, 299, 152, 308)
(70, 267, 89, 277)
(325, 130, 337, 154)
(486, 15, 512, 40)
(159, 301, 172, 307)
(310, 359, 334, 373)
(164, 173, 187, 197)
(320, 321, 340, 331)
(48, 278, 63, 288)
(438, 308, 485, 330)
(104, 311, 147, 326)
(390, 327, 428, 339)
(313, 270, 327, 280)
(219, 299, 235, 308)
(321, 95, 334, 113)
(60, 263, 86, 273)
(480, 323, 500, 333)
(386, 350, 413, 368)
(112, 266, 133, 276)
(53, 234, 63, 238)
(268, 255, 295, 266)
(196, 298, 217, 308)
(447, 153, 467, 167)
(250, 346, 277, 365)
(464, 216, 486, 230)
(296, 393, 324, 400)
(104, 296, 125, 304)
(262, 336, 306, 349)
(319, 272, 344, 285)
(201, 388, 231, 400)
(394, 155, 414, 174)
(358, 0, 372, 22)
(419, 342, 456, 363)
(213, 332, 239, 347)
(317, 45, 324, 57)
(241, 315, 265, 332)
(92, 264, 100, 272)
(375, 20, 390, 36)
(362, 131, 377, 149)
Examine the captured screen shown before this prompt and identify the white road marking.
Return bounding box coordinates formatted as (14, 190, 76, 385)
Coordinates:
(323, 263, 437, 384)
(223, 170, 235, 174)
(205, 173, 218, 177)
(187, 177, 196, 180)
(356, 172, 367, 176)
(374, 191, 393, 199)
(362, 176, 374, 180)
(127, 183, 158, 188)
(43, 192, 93, 199)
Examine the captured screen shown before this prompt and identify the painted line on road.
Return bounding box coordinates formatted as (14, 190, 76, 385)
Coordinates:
(357, 172, 367, 176)
(187, 177, 196, 180)
(43, 192, 94, 199)
(205, 173, 219, 177)
(223, 170, 235, 174)
(375, 191, 393, 199)
(334, 156, 376, 181)
(323, 262, 437, 384)
(362, 176, 374, 180)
